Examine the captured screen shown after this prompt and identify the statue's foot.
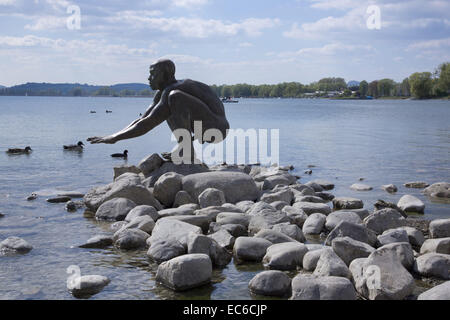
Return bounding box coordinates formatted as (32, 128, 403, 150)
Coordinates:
(161, 152, 172, 162)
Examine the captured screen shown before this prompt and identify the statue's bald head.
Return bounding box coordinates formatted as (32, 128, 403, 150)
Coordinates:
(151, 59, 176, 78)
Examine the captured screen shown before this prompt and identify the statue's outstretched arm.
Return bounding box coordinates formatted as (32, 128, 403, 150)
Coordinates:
(87, 91, 167, 144)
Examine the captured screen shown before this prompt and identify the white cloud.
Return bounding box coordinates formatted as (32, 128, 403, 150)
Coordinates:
(0, 0, 16, 5)
(278, 42, 373, 58)
(105, 12, 279, 38)
(172, 0, 208, 8)
(407, 37, 450, 50)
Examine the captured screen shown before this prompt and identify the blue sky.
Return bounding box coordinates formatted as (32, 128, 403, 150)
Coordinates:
(0, 0, 449, 86)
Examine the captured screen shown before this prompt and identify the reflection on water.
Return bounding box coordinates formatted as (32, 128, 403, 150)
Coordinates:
(0, 97, 449, 299)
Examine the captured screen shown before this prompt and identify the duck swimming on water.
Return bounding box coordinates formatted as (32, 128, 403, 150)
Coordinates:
(111, 150, 128, 158)
(63, 141, 84, 151)
(7, 146, 32, 154)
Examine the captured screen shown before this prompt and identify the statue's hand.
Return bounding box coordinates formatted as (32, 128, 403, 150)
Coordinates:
(87, 136, 117, 144)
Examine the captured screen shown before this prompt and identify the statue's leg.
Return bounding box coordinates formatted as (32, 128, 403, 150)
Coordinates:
(167, 90, 229, 143)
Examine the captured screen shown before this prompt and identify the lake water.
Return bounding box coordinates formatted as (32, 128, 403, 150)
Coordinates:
(0, 96, 449, 300)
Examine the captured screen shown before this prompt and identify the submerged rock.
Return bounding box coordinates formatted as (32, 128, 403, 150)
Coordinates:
(381, 184, 398, 193)
(47, 196, 71, 203)
(423, 182, 450, 199)
(404, 182, 429, 189)
(67, 275, 110, 297)
(249, 271, 291, 297)
(233, 237, 272, 262)
(350, 183, 373, 191)
(79, 235, 113, 249)
(0, 237, 33, 255)
(397, 195, 425, 214)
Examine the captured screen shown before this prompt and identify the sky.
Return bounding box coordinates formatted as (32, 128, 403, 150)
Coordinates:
(0, 0, 449, 87)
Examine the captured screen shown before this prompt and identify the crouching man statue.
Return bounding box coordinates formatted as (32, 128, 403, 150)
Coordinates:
(88, 59, 229, 164)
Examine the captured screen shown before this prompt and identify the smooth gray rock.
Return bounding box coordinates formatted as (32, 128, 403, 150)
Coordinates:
(95, 198, 136, 221)
(113, 228, 149, 250)
(423, 182, 450, 199)
(153, 172, 183, 207)
(248, 201, 276, 215)
(325, 211, 362, 231)
(187, 233, 231, 267)
(348, 208, 370, 220)
(418, 281, 450, 300)
(166, 215, 211, 233)
(216, 212, 249, 228)
(148, 218, 202, 248)
(110, 221, 127, 233)
(198, 188, 226, 208)
(221, 203, 243, 213)
(138, 153, 164, 177)
(156, 254, 212, 291)
(270, 201, 290, 210)
(67, 275, 110, 297)
(420, 238, 450, 255)
(272, 223, 305, 242)
(263, 242, 308, 270)
(414, 253, 450, 279)
(377, 242, 415, 270)
(173, 190, 195, 208)
(113, 165, 141, 180)
(158, 205, 196, 218)
(313, 248, 351, 279)
(125, 205, 159, 222)
(236, 200, 255, 213)
(429, 219, 450, 238)
(122, 215, 155, 234)
(248, 209, 290, 235)
(194, 206, 222, 221)
(397, 226, 425, 247)
(144, 162, 209, 187)
(182, 171, 259, 204)
(350, 249, 415, 300)
(332, 236, 375, 266)
(302, 213, 326, 235)
(363, 208, 406, 235)
(147, 238, 186, 263)
(84, 173, 162, 211)
(0, 237, 33, 255)
(263, 174, 297, 190)
(261, 188, 293, 205)
(290, 275, 357, 300)
(210, 223, 248, 238)
(325, 221, 370, 246)
(295, 195, 326, 204)
(350, 183, 373, 191)
(377, 229, 409, 246)
(79, 235, 113, 249)
(333, 197, 363, 210)
(311, 180, 334, 191)
(303, 249, 326, 271)
(208, 229, 235, 250)
(255, 229, 298, 244)
(381, 184, 398, 193)
(233, 237, 272, 262)
(397, 195, 425, 213)
(293, 202, 331, 215)
(249, 271, 291, 297)
(283, 206, 308, 228)
(315, 192, 335, 202)
(305, 181, 324, 192)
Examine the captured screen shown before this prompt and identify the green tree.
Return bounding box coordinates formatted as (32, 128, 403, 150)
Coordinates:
(409, 72, 433, 99)
(401, 78, 410, 96)
(434, 62, 450, 96)
(368, 81, 379, 98)
(377, 79, 395, 97)
(359, 80, 368, 97)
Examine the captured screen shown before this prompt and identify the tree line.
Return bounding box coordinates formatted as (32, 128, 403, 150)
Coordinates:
(211, 62, 449, 100)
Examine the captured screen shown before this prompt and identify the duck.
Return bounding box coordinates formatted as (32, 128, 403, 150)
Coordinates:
(90, 110, 96, 114)
(111, 150, 128, 158)
(7, 146, 32, 154)
(63, 141, 84, 151)
(106, 110, 113, 113)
